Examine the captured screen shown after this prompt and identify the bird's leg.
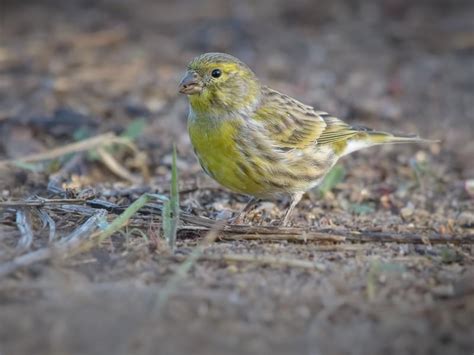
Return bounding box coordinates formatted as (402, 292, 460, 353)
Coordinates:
(281, 192, 304, 226)
(230, 197, 260, 224)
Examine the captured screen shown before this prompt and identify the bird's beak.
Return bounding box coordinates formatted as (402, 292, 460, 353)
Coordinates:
(179, 70, 203, 95)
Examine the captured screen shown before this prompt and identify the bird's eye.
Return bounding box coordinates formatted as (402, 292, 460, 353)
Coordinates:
(211, 69, 221, 78)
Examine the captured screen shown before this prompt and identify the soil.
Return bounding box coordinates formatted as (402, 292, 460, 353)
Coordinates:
(0, 1, 473, 354)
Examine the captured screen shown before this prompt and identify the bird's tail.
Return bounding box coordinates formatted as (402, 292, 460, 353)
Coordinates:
(341, 129, 439, 156)
(364, 131, 439, 145)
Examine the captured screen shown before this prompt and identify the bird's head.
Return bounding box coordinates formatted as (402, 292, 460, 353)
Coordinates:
(179, 52, 261, 115)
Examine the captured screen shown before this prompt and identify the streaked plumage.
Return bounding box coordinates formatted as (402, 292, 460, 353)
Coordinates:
(179, 52, 435, 225)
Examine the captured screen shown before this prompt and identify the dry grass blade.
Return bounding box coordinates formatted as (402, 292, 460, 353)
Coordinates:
(0, 133, 116, 166)
(59, 209, 108, 244)
(15, 210, 34, 251)
(0, 133, 148, 184)
(36, 208, 57, 242)
(196, 253, 327, 271)
(96, 146, 141, 183)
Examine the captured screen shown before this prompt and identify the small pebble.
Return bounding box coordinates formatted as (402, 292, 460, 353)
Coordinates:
(400, 206, 414, 219)
(227, 264, 239, 273)
(457, 211, 474, 227)
(465, 179, 474, 198)
(215, 209, 233, 220)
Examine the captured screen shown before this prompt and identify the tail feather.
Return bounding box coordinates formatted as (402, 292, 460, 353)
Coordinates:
(340, 130, 439, 156)
(364, 131, 439, 145)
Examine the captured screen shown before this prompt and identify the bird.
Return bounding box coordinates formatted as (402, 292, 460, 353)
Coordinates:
(179, 52, 436, 225)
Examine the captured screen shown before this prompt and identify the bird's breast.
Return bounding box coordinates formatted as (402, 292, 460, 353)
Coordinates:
(188, 114, 265, 196)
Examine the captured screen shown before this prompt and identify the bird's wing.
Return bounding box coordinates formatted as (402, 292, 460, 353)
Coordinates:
(254, 87, 358, 149)
(316, 116, 360, 145)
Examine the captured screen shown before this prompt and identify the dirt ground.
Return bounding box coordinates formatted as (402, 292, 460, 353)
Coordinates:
(0, 1, 473, 354)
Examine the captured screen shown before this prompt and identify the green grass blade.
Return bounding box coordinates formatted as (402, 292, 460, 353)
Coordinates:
(162, 145, 179, 251)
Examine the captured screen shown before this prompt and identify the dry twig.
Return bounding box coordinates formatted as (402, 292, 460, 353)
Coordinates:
(0, 133, 116, 166)
(195, 253, 327, 271)
(97, 147, 141, 184)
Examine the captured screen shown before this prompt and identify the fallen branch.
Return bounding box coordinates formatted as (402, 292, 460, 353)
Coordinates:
(177, 225, 473, 245)
(0, 198, 87, 208)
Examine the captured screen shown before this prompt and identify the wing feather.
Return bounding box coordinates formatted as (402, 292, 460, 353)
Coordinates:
(254, 87, 359, 149)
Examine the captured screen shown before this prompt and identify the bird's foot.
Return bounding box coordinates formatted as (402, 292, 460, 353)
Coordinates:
(228, 197, 260, 225)
(277, 192, 304, 227)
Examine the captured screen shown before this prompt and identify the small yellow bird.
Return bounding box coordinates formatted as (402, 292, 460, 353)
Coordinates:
(179, 52, 435, 225)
